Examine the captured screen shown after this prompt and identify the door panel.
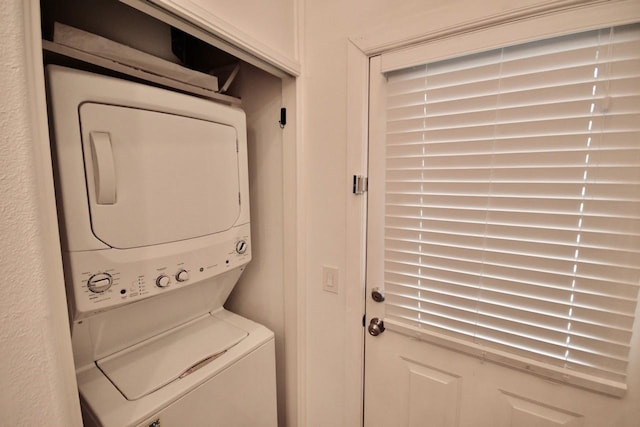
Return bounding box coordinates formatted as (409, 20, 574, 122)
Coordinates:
(363, 54, 639, 427)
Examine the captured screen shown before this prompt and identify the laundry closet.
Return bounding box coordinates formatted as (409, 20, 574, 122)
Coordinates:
(39, 0, 299, 425)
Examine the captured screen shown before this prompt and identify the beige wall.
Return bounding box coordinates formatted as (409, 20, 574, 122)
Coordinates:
(302, 2, 458, 425)
(0, 1, 82, 425)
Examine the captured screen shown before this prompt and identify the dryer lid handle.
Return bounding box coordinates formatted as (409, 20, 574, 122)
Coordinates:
(90, 131, 117, 205)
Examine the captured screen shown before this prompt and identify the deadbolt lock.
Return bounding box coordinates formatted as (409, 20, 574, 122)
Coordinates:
(371, 287, 385, 302)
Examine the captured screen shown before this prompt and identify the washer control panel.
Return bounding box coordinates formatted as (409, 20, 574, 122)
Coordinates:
(67, 225, 251, 318)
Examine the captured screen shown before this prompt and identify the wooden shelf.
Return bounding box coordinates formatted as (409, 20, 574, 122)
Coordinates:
(42, 40, 241, 106)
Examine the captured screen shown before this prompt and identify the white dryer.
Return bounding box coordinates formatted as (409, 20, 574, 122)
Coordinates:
(46, 66, 277, 427)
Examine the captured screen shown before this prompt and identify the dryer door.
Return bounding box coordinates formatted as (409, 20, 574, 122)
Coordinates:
(79, 103, 241, 249)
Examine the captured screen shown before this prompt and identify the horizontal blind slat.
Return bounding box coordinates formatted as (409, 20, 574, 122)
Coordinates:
(381, 24, 640, 389)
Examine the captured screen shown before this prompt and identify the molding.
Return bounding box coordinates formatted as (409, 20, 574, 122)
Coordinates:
(293, 2, 307, 427)
(282, 75, 303, 427)
(135, 0, 301, 77)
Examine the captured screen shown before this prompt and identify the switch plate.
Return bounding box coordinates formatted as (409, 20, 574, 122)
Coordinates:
(322, 266, 339, 294)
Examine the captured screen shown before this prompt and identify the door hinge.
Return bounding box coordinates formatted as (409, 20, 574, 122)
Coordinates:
(353, 175, 368, 195)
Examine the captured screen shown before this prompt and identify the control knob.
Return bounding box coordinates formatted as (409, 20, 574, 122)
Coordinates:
(87, 273, 113, 293)
(236, 239, 248, 254)
(156, 274, 170, 288)
(175, 269, 189, 282)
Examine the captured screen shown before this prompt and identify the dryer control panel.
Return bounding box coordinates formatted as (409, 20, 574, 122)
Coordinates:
(65, 224, 251, 319)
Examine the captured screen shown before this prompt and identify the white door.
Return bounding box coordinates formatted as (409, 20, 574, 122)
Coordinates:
(363, 22, 640, 426)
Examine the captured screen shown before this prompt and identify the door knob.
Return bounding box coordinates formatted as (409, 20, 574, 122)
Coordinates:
(368, 317, 385, 336)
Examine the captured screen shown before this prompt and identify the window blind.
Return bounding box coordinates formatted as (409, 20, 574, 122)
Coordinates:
(382, 24, 640, 394)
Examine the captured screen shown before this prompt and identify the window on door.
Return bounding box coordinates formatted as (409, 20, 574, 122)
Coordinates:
(382, 23, 640, 396)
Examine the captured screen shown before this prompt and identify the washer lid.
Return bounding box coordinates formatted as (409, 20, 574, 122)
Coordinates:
(79, 102, 241, 249)
(96, 314, 248, 401)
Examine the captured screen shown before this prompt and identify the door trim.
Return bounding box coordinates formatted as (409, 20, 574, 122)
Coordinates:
(343, 40, 371, 427)
(351, 0, 630, 56)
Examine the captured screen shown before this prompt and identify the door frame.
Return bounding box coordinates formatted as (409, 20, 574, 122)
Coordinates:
(344, 1, 640, 425)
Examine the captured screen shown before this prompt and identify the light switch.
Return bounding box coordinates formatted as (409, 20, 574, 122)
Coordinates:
(322, 266, 339, 294)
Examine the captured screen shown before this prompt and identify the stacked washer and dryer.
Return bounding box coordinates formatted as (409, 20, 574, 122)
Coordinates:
(46, 65, 277, 427)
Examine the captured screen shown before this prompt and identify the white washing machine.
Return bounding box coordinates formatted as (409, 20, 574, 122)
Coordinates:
(46, 66, 277, 427)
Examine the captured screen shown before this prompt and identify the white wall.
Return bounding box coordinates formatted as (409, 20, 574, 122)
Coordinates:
(302, 2, 448, 424)
(226, 63, 287, 426)
(0, 1, 81, 425)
